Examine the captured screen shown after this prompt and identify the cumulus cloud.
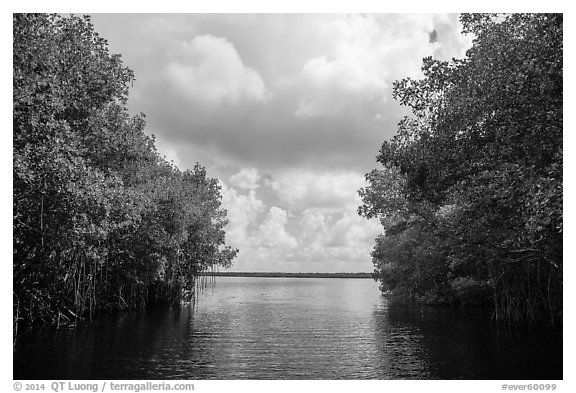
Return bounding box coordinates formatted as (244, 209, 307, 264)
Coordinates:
(229, 168, 261, 190)
(221, 176, 297, 265)
(271, 171, 367, 211)
(220, 182, 265, 246)
(89, 14, 475, 272)
(164, 35, 269, 104)
(294, 14, 446, 119)
(296, 209, 381, 263)
(219, 168, 381, 272)
(255, 207, 298, 250)
(92, 14, 472, 173)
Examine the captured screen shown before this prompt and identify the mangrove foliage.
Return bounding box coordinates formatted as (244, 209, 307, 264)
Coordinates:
(13, 14, 238, 327)
(359, 14, 562, 324)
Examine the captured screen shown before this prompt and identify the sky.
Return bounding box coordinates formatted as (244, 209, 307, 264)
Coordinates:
(87, 13, 474, 273)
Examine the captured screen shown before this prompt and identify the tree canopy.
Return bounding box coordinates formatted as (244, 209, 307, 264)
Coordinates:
(13, 13, 237, 326)
(359, 14, 562, 324)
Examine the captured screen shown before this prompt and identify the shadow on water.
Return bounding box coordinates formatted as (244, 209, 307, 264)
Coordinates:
(14, 305, 220, 380)
(372, 298, 562, 379)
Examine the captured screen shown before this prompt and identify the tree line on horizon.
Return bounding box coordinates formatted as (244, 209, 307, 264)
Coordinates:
(13, 13, 238, 328)
(359, 13, 562, 324)
(201, 272, 373, 278)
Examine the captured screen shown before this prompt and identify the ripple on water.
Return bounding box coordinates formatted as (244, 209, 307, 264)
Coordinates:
(13, 277, 562, 380)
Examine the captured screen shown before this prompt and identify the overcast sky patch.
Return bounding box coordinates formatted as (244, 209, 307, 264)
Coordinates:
(90, 13, 472, 272)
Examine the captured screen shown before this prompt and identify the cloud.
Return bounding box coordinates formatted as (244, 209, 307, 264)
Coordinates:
(271, 171, 367, 211)
(229, 168, 261, 190)
(153, 137, 182, 168)
(164, 35, 269, 104)
(221, 182, 265, 246)
(221, 177, 297, 258)
(219, 168, 381, 272)
(296, 209, 381, 263)
(255, 207, 298, 250)
(88, 14, 475, 273)
(221, 187, 299, 271)
(92, 14, 472, 174)
(293, 14, 442, 119)
(430, 14, 474, 61)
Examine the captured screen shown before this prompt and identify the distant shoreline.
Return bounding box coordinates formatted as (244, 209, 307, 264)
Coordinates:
(199, 272, 374, 279)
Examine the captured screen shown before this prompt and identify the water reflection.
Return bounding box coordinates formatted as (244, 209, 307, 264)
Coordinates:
(14, 278, 562, 380)
(375, 299, 562, 379)
(370, 300, 430, 379)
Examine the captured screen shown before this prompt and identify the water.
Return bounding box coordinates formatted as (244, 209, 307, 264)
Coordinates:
(13, 277, 562, 379)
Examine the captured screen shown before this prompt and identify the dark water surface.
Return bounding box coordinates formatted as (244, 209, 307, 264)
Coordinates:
(14, 277, 562, 379)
